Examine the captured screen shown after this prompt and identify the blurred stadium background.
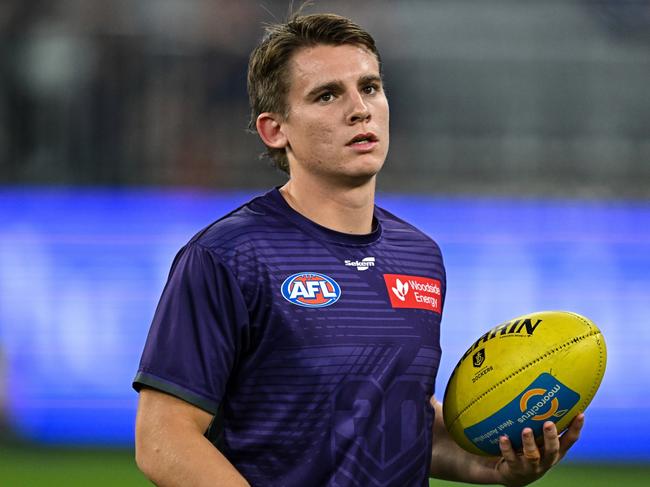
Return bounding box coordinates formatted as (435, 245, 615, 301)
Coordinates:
(1, 0, 649, 486)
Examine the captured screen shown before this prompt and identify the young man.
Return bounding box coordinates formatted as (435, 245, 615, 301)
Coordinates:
(133, 13, 583, 487)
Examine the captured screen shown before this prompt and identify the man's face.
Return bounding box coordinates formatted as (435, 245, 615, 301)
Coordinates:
(280, 43, 389, 184)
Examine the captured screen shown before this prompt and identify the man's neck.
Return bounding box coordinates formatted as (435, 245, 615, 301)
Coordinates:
(279, 176, 376, 235)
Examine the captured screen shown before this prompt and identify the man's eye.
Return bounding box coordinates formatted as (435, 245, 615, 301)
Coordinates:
(319, 93, 334, 102)
(363, 85, 378, 95)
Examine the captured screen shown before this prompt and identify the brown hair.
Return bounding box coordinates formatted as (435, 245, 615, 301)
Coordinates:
(247, 12, 382, 174)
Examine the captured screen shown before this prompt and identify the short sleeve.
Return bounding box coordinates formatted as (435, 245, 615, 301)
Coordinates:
(133, 243, 248, 414)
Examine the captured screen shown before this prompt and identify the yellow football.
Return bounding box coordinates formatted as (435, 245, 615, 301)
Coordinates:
(442, 310, 607, 456)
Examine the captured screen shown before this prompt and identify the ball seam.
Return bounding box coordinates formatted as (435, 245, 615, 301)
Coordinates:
(566, 312, 606, 422)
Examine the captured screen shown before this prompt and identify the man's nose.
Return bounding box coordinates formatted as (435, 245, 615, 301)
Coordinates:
(347, 92, 371, 124)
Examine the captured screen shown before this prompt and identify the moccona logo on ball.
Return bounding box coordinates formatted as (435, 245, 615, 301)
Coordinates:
(518, 386, 569, 422)
(463, 373, 581, 456)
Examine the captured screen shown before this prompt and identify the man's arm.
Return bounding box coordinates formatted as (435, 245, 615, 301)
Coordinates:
(135, 388, 250, 487)
(429, 397, 584, 486)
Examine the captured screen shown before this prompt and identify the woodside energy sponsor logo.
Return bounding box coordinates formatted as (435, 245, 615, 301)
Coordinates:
(383, 274, 441, 313)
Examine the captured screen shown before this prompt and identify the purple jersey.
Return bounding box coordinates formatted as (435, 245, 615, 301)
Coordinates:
(134, 188, 446, 486)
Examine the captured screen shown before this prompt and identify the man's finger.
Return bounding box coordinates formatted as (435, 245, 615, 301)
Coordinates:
(522, 428, 541, 463)
(498, 434, 518, 464)
(541, 421, 560, 468)
(559, 413, 585, 453)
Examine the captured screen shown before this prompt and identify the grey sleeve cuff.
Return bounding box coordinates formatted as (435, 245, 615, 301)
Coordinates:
(132, 371, 219, 415)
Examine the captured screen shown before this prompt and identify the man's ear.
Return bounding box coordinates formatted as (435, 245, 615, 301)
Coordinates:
(256, 113, 288, 149)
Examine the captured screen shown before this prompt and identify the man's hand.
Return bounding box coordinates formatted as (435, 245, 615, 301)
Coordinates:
(495, 413, 585, 487)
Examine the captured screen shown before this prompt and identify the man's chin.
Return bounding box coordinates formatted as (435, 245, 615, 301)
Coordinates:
(333, 167, 381, 189)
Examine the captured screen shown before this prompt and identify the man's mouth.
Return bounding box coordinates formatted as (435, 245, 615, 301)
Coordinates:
(347, 133, 378, 146)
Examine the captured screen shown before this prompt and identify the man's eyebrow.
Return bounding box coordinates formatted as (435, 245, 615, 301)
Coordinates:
(305, 74, 383, 99)
(358, 74, 383, 86)
(306, 80, 343, 99)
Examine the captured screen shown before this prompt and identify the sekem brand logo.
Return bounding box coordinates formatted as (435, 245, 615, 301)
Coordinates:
(281, 272, 341, 308)
(383, 274, 441, 313)
(344, 256, 375, 271)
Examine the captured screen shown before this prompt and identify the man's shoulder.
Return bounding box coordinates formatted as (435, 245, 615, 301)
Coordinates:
(186, 189, 298, 256)
(187, 194, 268, 246)
(375, 205, 441, 250)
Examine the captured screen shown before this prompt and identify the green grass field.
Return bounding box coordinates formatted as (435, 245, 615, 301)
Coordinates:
(1, 446, 648, 487)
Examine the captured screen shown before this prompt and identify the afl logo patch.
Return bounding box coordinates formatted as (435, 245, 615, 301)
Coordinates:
(281, 272, 342, 308)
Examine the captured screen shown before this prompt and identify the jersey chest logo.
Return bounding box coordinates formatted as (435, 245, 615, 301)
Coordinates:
(383, 273, 441, 313)
(281, 272, 342, 308)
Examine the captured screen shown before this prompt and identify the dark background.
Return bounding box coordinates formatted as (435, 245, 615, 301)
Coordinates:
(2, 0, 649, 196)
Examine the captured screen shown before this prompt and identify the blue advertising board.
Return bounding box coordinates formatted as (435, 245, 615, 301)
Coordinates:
(0, 188, 648, 461)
